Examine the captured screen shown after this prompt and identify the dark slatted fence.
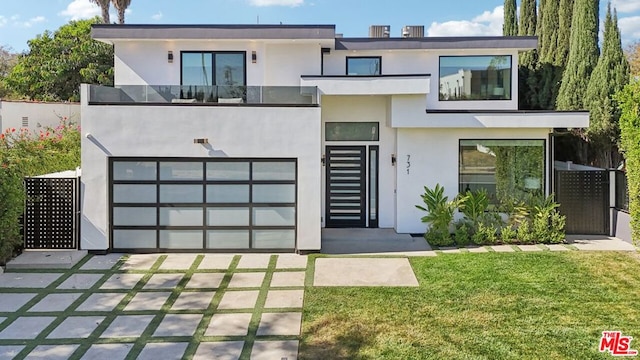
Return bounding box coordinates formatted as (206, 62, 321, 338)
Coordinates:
(24, 177, 79, 249)
(554, 170, 609, 235)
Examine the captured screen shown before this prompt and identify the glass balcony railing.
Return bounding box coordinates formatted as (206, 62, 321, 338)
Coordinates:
(88, 85, 319, 105)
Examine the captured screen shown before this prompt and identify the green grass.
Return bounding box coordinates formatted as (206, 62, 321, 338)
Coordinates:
(300, 251, 640, 360)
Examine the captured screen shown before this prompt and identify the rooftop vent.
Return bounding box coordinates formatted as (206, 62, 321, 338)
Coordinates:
(401, 25, 424, 38)
(369, 25, 390, 38)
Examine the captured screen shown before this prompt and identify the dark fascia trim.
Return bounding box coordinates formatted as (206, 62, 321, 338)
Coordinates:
(92, 24, 336, 41)
(88, 102, 319, 108)
(336, 36, 538, 51)
(426, 109, 588, 114)
(301, 73, 431, 78)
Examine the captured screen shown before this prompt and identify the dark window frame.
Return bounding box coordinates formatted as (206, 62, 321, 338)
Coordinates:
(109, 157, 297, 253)
(180, 51, 248, 86)
(346, 56, 382, 76)
(439, 55, 513, 101)
(458, 138, 547, 202)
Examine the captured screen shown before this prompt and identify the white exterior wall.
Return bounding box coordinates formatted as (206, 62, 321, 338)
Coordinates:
(113, 40, 320, 87)
(0, 101, 80, 131)
(323, 49, 518, 111)
(395, 127, 551, 233)
(321, 96, 396, 228)
(81, 94, 321, 251)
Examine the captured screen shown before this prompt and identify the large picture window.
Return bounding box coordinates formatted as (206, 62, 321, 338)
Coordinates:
(346, 57, 381, 76)
(181, 52, 246, 100)
(459, 139, 544, 202)
(440, 56, 512, 101)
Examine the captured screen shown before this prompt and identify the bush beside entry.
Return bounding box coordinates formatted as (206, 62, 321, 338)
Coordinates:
(416, 184, 566, 247)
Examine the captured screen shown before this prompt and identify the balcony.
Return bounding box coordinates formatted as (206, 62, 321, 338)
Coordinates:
(300, 74, 431, 96)
(87, 85, 319, 106)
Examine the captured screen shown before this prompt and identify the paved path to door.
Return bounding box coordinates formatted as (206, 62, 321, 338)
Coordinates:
(0, 253, 307, 360)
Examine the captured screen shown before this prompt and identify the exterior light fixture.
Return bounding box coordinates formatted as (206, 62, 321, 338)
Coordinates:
(321, 154, 325, 166)
(168, 51, 174, 63)
(193, 138, 209, 144)
(251, 51, 257, 63)
(391, 154, 397, 166)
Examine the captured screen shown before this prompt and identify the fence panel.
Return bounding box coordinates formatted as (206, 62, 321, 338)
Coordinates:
(555, 170, 609, 235)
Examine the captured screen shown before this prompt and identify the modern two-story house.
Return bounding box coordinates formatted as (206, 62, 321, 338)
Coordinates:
(80, 24, 589, 254)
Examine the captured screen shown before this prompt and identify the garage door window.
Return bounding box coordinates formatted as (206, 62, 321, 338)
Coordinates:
(110, 158, 297, 251)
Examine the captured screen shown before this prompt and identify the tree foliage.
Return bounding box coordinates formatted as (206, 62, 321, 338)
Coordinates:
(112, 0, 132, 24)
(627, 41, 640, 78)
(5, 18, 113, 102)
(584, 5, 629, 168)
(556, 0, 600, 111)
(503, 0, 519, 36)
(90, 0, 111, 24)
(616, 81, 640, 244)
(556, 0, 574, 67)
(0, 45, 18, 99)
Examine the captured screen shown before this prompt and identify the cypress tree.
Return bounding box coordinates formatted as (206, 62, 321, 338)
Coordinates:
(556, 0, 574, 68)
(537, 0, 561, 109)
(556, 0, 599, 111)
(503, 0, 518, 36)
(584, 4, 630, 167)
(518, 0, 538, 69)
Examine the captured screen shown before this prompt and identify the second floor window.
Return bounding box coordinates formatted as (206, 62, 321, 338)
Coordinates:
(346, 57, 381, 76)
(439, 55, 512, 101)
(181, 52, 246, 87)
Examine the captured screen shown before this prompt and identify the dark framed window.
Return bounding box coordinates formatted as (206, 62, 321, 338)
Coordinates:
(459, 139, 545, 203)
(110, 158, 296, 252)
(439, 55, 512, 101)
(325, 122, 379, 141)
(346, 57, 381, 76)
(181, 52, 246, 101)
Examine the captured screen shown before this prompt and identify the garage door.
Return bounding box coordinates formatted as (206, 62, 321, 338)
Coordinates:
(109, 158, 297, 252)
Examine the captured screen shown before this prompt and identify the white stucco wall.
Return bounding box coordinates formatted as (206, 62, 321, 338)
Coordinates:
(81, 92, 321, 252)
(0, 100, 80, 132)
(395, 127, 551, 233)
(320, 95, 396, 228)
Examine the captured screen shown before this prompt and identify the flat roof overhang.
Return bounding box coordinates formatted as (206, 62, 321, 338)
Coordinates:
(91, 24, 337, 43)
(418, 110, 589, 128)
(335, 36, 537, 51)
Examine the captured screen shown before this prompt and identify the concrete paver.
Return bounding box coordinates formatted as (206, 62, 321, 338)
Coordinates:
(547, 244, 570, 251)
(217, 291, 259, 310)
(0, 345, 24, 360)
(0, 293, 37, 312)
(314, 258, 419, 287)
(276, 255, 308, 269)
(518, 245, 545, 252)
(256, 312, 302, 336)
(28, 293, 82, 312)
(143, 273, 184, 289)
(270, 272, 305, 287)
(198, 255, 234, 270)
(0, 317, 56, 339)
(0, 273, 61, 288)
(205, 313, 252, 336)
(57, 273, 104, 290)
(171, 291, 216, 311)
(7, 251, 87, 270)
(264, 290, 304, 308)
(440, 248, 461, 254)
(100, 315, 155, 338)
(137, 343, 188, 360)
(491, 245, 516, 253)
(228, 272, 265, 288)
(76, 293, 127, 312)
(568, 238, 637, 251)
(124, 292, 171, 311)
(80, 343, 133, 360)
(100, 273, 144, 289)
(153, 314, 202, 337)
(47, 316, 104, 339)
(186, 273, 225, 289)
(251, 340, 299, 360)
(236, 254, 271, 269)
(158, 254, 198, 270)
(79, 254, 123, 271)
(119, 254, 159, 271)
(0, 318, 5, 325)
(194, 341, 244, 360)
(466, 246, 489, 253)
(25, 344, 79, 360)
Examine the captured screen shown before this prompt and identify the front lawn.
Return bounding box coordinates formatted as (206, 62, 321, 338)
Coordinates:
(300, 252, 640, 359)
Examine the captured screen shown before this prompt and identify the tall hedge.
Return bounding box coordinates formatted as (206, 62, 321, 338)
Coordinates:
(617, 81, 640, 244)
(0, 118, 80, 264)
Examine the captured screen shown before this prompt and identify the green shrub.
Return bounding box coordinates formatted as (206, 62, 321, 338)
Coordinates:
(473, 223, 498, 245)
(0, 118, 80, 264)
(416, 184, 458, 247)
(528, 194, 566, 243)
(500, 225, 517, 244)
(453, 220, 472, 246)
(516, 220, 535, 244)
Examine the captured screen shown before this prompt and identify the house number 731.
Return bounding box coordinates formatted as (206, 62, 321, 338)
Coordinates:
(406, 155, 411, 174)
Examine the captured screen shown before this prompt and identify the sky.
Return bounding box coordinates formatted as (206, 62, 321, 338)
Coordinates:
(0, 0, 639, 53)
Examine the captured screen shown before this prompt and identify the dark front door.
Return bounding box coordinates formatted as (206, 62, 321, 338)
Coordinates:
(326, 146, 366, 227)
